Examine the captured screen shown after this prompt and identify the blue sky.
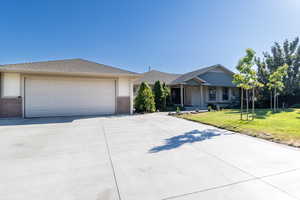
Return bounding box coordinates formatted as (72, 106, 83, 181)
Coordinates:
(1, 0, 300, 73)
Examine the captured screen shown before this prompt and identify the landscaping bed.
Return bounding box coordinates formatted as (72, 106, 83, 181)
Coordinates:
(178, 109, 300, 148)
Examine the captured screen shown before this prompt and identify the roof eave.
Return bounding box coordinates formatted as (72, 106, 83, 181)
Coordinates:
(0, 69, 141, 78)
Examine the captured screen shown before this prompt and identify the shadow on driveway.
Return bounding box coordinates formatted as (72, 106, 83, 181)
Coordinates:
(149, 129, 232, 153)
(0, 114, 131, 126)
(0, 116, 87, 126)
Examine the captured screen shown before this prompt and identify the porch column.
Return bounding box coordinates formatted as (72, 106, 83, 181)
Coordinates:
(180, 84, 184, 107)
(129, 80, 134, 114)
(200, 85, 203, 107)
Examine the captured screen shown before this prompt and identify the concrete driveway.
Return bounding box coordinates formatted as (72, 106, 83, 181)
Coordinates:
(1, 113, 300, 200)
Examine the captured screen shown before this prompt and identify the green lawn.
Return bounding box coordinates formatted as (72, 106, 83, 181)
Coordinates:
(180, 109, 300, 147)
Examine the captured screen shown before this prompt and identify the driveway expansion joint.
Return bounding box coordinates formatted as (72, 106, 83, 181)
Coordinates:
(102, 125, 122, 200)
(162, 167, 300, 200)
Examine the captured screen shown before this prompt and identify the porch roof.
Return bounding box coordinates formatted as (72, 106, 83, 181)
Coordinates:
(170, 65, 236, 87)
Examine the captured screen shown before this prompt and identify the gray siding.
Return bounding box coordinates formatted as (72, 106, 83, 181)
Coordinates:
(199, 72, 235, 87)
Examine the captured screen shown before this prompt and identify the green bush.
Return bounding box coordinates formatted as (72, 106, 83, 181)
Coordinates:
(153, 81, 164, 111)
(134, 82, 156, 113)
(290, 104, 300, 108)
(162, 82, 171, 107)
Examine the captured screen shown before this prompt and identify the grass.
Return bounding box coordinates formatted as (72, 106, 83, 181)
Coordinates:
(179, 109, 300, 147)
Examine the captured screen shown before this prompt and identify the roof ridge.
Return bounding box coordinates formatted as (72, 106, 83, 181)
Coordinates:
(1, 58, 82, 66)
(0, 58, 140, 76)
(146, 69, 182, 75)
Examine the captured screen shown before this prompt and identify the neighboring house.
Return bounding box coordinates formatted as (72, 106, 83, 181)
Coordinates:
(134, 65, 239, 109)
(133, 69, 181, 94)
(0, 59, 140, 118)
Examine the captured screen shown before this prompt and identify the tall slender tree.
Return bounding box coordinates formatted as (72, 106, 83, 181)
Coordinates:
(153, 81, 164, 111)
(162, 82, 171, 110)
(267, 64, 288, 112)
(134, 82, 156, 113)
(233, 49, 263, 120)
(233, 49, 254, 120)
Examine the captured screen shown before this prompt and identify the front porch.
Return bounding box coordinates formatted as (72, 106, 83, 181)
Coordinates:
(170, 84, 239, 109)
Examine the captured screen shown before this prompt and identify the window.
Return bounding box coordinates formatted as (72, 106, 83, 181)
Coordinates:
(222, 87, 229, 101)
(231, 88, 239, 99)
(208, 87, 216, 101)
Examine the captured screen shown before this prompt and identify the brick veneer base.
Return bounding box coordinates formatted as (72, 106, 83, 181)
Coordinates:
(0, 98, 22, 117)
(116, 96, 130, 114)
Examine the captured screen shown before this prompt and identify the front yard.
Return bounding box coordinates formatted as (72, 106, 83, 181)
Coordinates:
(180, 109, 300, 147)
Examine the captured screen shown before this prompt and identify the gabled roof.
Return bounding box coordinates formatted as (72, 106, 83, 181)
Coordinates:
(0, 58, 140, 77)
(171, 64, 234, 85)
(134, 70, 181, 85)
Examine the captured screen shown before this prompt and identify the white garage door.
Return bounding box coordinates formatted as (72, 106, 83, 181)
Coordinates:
(24, 76, 116, 117)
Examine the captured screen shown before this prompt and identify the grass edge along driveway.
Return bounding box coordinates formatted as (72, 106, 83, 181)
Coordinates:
(179, 109, 300, 148)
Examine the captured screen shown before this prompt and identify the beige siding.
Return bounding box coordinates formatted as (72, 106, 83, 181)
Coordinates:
(117, 78, 134, 114)
(190, 86, 201, 106)
(118, 78, 130, 96)
(1, 73, 21, 97)
(184, 87, 192, 105)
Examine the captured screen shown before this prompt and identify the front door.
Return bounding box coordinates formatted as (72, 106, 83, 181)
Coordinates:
(171, 88, 183, 104)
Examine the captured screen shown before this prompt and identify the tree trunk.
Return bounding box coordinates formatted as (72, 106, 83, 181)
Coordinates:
(163, 94, 167, 111)
(276, 95, 279, 110)
(246, 89, 249, 121)
(240, 88, 243, 120)
(274, 88, 276, 112)
(252, 88, 255, 120)
(270, 91, 272, 110)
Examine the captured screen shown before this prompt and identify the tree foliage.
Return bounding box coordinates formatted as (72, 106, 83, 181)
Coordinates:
(233, 48, 263, 120)
(134, 82, 156, 113)
(267, 64, 288, 111)
(256, 37, 300, 106)
(162, 82, 171, 108)
(267, 64, 289, 93)
(153, 81, 164, 111)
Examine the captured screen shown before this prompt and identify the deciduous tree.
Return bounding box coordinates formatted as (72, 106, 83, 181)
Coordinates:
(267, 64, 288, 112)
(233, 49, 263, 120)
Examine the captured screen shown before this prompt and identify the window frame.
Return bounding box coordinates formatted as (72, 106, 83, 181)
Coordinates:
(208, 87, 217, 101)
(222, 87, 229, 101)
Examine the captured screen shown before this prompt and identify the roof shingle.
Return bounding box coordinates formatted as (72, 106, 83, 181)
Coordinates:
(134, 70, 181, 85)
(0, 58, 139, 77)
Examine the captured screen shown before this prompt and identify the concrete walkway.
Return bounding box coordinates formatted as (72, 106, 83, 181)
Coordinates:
(1, 113, 300, 200)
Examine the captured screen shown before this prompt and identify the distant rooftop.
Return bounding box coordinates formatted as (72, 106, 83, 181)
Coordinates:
(134, 70, 181, 85)
(134, 65, 235, 87)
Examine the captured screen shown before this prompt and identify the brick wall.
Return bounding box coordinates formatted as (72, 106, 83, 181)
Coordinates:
(116, 96, 130, 114)
(0, 98, 22, 117)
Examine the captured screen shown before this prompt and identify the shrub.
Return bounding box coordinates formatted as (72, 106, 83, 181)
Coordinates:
(162, 82, 171, 107)
(208, 106, 212, 112)
(207, 103, 217, 110)
(291, 104, 300, 108)
(153, 81, 164, 111)
(134, 82, 156, 113)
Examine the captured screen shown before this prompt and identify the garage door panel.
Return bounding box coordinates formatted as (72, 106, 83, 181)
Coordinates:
(25, 77, 116, 117)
